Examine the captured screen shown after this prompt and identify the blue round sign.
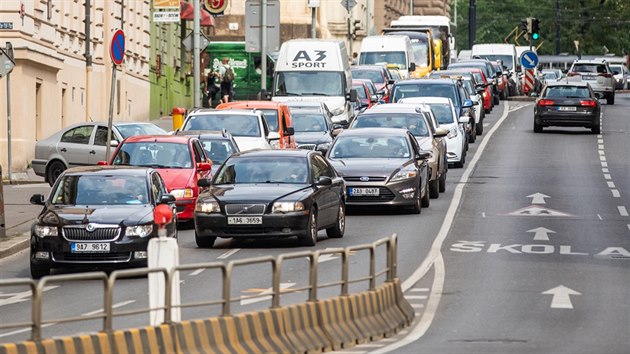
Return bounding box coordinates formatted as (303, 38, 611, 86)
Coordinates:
(520, 50, 539, 70)
(110, 29, 125, 65)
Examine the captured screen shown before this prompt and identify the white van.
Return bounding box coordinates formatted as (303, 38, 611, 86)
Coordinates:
(471, 44, 518, 74)
(359, 35, 416, 79)
(271, 39, 357, 126)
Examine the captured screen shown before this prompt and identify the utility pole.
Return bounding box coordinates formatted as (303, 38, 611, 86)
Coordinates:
(84, 0, 92, 123)
(556, 0, 561, 54)
(261, 0, 268, 90)
(193, 0, 201, 107)
(468, 0, 476, 48)
(409, 0, 413, 16)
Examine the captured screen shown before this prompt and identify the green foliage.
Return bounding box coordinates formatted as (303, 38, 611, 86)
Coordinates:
(452, 0, 630, 55)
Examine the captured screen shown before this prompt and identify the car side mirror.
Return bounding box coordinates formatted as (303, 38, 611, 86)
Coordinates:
(462, 99, 474, 108)
(594, 92, 605, 100)
(347, 89, 358, 102)
(370, 94, 378, 103)
(267, 131, 281, 141)
(259, 89, 271, 100)
(476, 88, 485, 94)
(434, 127, 449, 138)
(197, 178, 212, 188)
(197, 162, 212, 171)
(473, 100, 480, 106)
(613, 71, 620, 75)
(388, 79, 395, 85)
(417, 151, 431, 160)
(315, 144, 330, 155)
(110, 140, 119, 147)
(285, 127, 295, 136)
(315, 176, 333, 186)
(30, 194, 46, 205)
(96, 160, 108, 166)
(158, 194, 176, 204)
(409, 62, 416, 72)
(459, 116, 470, 124)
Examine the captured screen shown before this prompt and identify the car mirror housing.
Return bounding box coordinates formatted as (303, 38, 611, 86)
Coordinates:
(285, 127, 295, 136)
(267, 131, 281, 141)
(30, 194, 46, 205)
(459, 116, 470, 124)
(417, 151, 431, 160)
(110, 140, 119, 147)
(434, 127, 449, 138)
(347, 89, 358, 102)
(462, 99, 474, 108)
(197, 178, 212, 188)
(316, 176, 333, 186)
(96, 161, 108, 166)
(409, 62, 416, 72)
(197, 162, 212, 171)
(594, 92, 605, 100)
(158, 194, 176, 204)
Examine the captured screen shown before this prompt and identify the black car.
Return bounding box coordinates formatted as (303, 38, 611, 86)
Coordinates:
(292, 109, 344, 154)
(176, 129, 240, 173)
(194, 150, 346, 247)
(29, 166, 177, 278)
(534, 81, 602, 134)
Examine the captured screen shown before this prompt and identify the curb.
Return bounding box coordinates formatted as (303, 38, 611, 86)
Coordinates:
(2, 180, 46, 185)
(0, 233, 30, 259)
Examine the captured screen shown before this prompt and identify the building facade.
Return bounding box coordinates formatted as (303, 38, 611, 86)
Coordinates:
(0, 0, 151, 175)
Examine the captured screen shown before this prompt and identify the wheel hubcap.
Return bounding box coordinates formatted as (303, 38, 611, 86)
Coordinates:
(339, 205, 345, 232)
(310, 213, 317, 241)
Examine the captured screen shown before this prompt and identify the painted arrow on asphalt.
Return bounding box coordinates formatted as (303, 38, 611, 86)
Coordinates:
(527, 227, 556, 241)
(240, 283, 296, 306)
(527, 193, 550, 204)
(542, 285, 581, 309)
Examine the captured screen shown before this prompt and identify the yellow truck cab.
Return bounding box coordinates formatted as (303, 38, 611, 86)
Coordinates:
(382, 29, 435, 78)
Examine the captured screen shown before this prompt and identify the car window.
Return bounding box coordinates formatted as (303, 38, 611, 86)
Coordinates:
(392, 84, 457, 105)
(544, 86, 591, 98)
(311, 155, 333, 182)
(352, 113, 430, 137)
(116, 124, 166, 138)
(329, 135, 412, 159)
(351, 69, 385, 84)
(112, 142, 193, 168)
(353, 85, 368, 100)
(183, 114, 261, 137)
(201, 139, 236, 165)
(94, 126, 120, 146)
(214, 156, 308, 184)
(60, 125, 94, 144)
(572, 63, 608, 73)
(428, 103, 455, 124)
(151, 172, 163, 202)
(192, 141, 205, 163)
(293, 112, 327, 133)
(52, 174, 149, 205)
(260, 109, 279, 132)
(360, 51, 407, 69)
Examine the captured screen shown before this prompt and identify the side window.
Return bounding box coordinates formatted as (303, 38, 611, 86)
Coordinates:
(192, 141, 204, 163)
(94, 126, 115, 146)
(261, 115, 270, 137)
(409, 133, 420, 154)
(60, 125, 94, 144)
(459, 85, 469, 100)
(312, 156, 333, 179)
(151, 173, 163, 202)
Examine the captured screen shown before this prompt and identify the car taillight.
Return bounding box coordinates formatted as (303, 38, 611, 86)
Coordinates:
(580, 100, 597, 108)
(598, 73, 613, 78)
(567, 72, 580, 77)
(538, 99, 555, 106)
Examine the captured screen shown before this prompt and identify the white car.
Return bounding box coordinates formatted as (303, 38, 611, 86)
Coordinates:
(399, 97, 468, 168)
(609, 64, 629, 90)
(180, 109, 279, 151)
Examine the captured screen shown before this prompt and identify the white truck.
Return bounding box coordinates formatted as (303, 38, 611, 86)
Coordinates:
(271, 39, 357, 126)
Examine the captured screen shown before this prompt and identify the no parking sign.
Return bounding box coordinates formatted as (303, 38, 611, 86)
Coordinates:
(110, 29, 125, 65)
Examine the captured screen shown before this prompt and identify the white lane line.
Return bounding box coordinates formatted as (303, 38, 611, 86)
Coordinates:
(597, 214, 603, 220)
(189, 268, 204, 276)
(602, 168, 609, 173)
(601, 162, 608, 167)
(409, 288, 429, 292)
(217, 248, 240, 259)
(597, 135, 603, 139)
(604, 174, 612, 180)
(481, 212, 486, 218)
(405, 295, 427, 300)
(612, 190, 621, 198)
(627, 224, 630, 232)
(598, 150, 605, 156)
(598, 144, 605, 149)
(82, 300, 135, 317)
(608, 181, 616, 188)
(356, 344, 385, 348)
(599, 156, 606, 161)
(379, 338, 398, 343)
(618, 206, 629, 217)
(598, 139, 604, 144)
(0, 323, 55, 338)
(411, 304, 425, 309)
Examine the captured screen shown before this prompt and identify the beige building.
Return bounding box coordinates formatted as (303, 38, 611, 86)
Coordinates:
(0, 0, 151, 175)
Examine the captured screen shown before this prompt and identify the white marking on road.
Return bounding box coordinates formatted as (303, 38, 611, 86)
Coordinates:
(597, 134, 603, 139)
(481, 212, 486, 218)
(602, 168, 609, 173)
(405, 295, 427, 300)
(82, 300, 135, 317)
(508, 205, 573, 217)
(11, 183, 49, 189)
(599, 156, 606, 161)
(0, 286, 59, 307)
(627, 224, 630, 232)
(608, 181, 616, 188)
(601, 161, 608, 167)
(189, 268, 204, 276)
(598, 150, 605, 155)
(618, 206, 629, 217)
(411, 304, 425, 309)
(612, 190, 620, 198)
(604, 174, 611, 180)
(527, 193, 550, 204)
(217, 248, 240, 259)
(0, 323, 55, 338)
(240, 283, 295, 306)
(317, 254, 340, 263)
(356, 343, 384, 348)
(598, 139, 604, 144)
(526, 227, 556, 241)
(597, 214, 603, 220)
(410, 288, 429, 292)
(542, 285, 581, 309)
(598, 144, 604, 149)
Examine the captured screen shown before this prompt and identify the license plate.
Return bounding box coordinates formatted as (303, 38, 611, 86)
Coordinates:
(583, 75, 595, 80)
(557, 106, 577, 111)
(349, 187, 380, 196)
(227, 216, 262, 225)
(71, 242, 110, 253)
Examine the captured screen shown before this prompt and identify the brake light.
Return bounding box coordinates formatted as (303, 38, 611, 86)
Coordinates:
(538, 99, 555, 106)
(567, 72, 580, 77)
(598, 73, 613, 78)
(580, 100, 597, 108)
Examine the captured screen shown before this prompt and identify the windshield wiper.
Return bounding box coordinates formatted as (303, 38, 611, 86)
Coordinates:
(277, 92, 302, 96)
(302, 92, 330, 96)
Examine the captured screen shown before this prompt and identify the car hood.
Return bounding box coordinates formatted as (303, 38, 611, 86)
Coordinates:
(294, 132, 332, 145)
(155, 168, 194, 190)
(329, 158, 411, 177)
(40, 205, 152, 226)
(201, 184, 311, 204)
(234, 137, 271, 152)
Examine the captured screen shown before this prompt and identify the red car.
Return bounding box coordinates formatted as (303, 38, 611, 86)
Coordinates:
(106, 135, 212, 222)
(352, 79, 376, 110)
(446, 67, 494, 113)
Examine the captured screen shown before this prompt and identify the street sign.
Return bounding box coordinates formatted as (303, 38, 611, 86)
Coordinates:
(245, 0, 280, 53)
(520, 50, 539, 70)
(523, 69, 535, 94)
(204, 0, 229, 15)
(153, 11, 180, 22)
(340, 0, 357, 12)
(0, 47, 15, 78)
(308, 0, 320, 7)
(182, 31, 209, 52)
(0, 22, 13, 30)
(110, 29, 125, 65)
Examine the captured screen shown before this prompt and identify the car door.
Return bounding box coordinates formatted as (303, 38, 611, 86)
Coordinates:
(152, 171, 177, 236)
(56, 124, 96, 168)
(310, 155, 337, 224)
(91, 125, 121, 164)
(192, 139, 212, 181)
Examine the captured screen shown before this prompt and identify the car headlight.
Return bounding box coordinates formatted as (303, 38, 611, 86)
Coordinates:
(34, 225, 58, 238)
(272, 201, 305, 213)
(447, 127, 458, 139)
(170, 188, 194, 198)
(195, 200, 221, 213)
(331, 107, 345, 116)
(391, 167, 418, 182)
(126, 224, 153, 237)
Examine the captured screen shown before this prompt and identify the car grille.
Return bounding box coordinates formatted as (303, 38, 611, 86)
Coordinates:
(343, 176, 387, 182)
(52, 252, 131, 263)
(297, 144, 317, 150)
(224, 204, 266, 215)
(62, 225, 121, 242)
(347, 187, 395, 202)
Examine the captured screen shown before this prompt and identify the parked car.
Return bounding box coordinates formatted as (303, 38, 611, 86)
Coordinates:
(292, 109, 344, 154)
(28, 166, 177, 278)
(108, 135, 212, 223)
(180, 109, 279, 150)
(216, 101, 297, 149)
(176, 129, 240, 174)
(567, 59, 615, 104)
(534, 81, 602, 134)
(194, 149, 346, 247)
(32, 122, 167, 186)
(327, 128, 431, 213)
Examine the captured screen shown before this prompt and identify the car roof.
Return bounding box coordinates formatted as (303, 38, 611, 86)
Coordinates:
(63, 165, 152, 176)
(122, 134, 193, 143)
(217, 101, 282, 110)
(176, 129, 233, 140)
(351, 65, 387, 71)
(188, 109, 261, 116)
(231, 149, 313, 158)
(362, 103, 427, 114)
(545, 81, 590, 88)
(573, 59, 608, 64)
(395, 78, 457, 85)
(339, 127, 411, 137)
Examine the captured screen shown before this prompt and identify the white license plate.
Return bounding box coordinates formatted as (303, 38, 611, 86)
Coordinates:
(227, 216, 262, 225)
(71, 242, 110, 253)
(557, 106, 577, 111)
(583, 75, 595, 80)
(350, 187, 380, 196)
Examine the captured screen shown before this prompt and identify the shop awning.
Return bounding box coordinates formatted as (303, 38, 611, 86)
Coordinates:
(180, 0, 215, 27)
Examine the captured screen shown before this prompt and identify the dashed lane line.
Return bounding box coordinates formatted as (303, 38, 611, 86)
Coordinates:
(612, 190, 620, 198)
(618, 206, 628, 217)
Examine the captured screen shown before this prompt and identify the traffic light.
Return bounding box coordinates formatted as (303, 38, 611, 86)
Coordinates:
(520, 18, 530, 41)
(352, 19, 361, 39)
(531, 18, 540, 40)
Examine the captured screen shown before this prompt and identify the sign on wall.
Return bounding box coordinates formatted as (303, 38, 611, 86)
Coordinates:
(204, 0, 229, 15)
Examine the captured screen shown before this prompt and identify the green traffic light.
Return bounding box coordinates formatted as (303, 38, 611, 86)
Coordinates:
(532, 33, 540, 40)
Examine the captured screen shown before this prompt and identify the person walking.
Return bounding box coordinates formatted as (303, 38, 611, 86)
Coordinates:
(205, 69, 220, 107)
(218, 57, 235, 103)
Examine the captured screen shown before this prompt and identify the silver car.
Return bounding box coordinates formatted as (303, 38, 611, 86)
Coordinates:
(568, 60, 615, 104)
(32, 122, 167, 185)
(327, 128, 431, 214)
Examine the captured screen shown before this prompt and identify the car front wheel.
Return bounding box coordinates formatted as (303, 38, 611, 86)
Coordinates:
(195, 231, 216, 248)
(326, 203, 345, 238)
(300, 208, 318, 246)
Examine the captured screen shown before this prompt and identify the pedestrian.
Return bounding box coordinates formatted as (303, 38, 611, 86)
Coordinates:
(205, 69, 220, 107)
(218, 57, 235, 103)
(351, 52, 358, 65)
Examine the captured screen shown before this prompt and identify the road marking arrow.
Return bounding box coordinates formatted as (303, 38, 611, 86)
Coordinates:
(527, 227, 556, 241)
(542, 285, 581, 309)
(240, 282, 295, 306)
(527, 193, 550, 204)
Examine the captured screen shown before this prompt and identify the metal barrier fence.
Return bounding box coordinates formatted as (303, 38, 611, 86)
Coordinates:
(0, 234, 397, 341)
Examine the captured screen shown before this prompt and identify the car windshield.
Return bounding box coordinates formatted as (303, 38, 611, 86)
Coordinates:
(215, 157, 308, 184)
(610, 65, 624, 73)
(293, 112, 328, 133)
(392, 84, 457, 106)
(183, 114, 261, 137)
(543, 72, 558, 80)
(353, 85, 368, 100)
(112, 142, 192, 169)
(544, 86, 590, 98)
(115, 124, 167, 138)
(259, 109, 279, 132)
(274, 71, 344, 96)
(52, 174, 149, 205)
(427, 103, 455, 124)
(409, 39, 430, 67)
(360, 51, 407, 69)
(572, 64, 608, 73)
(329, 135, 411, 159)
(200, 139, 236, 165)
(476, 55, 513, 70)
(351, 69, 385, 84)
(352, 113, 430, 137)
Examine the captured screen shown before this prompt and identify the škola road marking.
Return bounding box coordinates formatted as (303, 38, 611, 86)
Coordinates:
(527, 227, 556, 241)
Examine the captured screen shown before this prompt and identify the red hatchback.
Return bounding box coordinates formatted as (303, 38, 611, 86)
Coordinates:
(107, 135, 212, 222)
